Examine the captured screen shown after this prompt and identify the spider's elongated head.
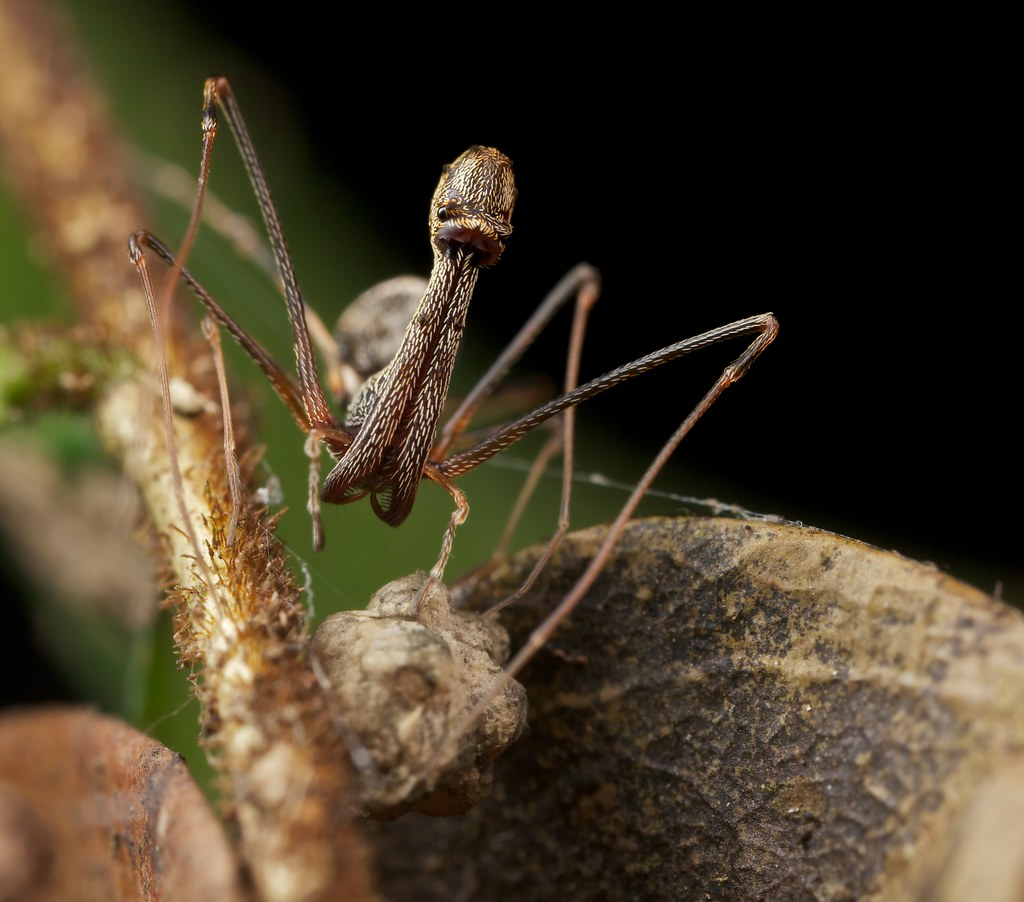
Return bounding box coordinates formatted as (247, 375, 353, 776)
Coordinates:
(430, 146, 516, 267)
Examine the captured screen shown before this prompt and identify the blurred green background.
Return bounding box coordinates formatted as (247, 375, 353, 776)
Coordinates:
(0, 1, 729, 795)
(1, 1, 1017, 799)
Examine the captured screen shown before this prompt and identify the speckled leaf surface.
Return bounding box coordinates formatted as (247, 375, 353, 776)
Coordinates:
(364, 517, 1024, 901)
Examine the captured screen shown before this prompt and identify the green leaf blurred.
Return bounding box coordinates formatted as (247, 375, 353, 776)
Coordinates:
(1, 0, 684, 800)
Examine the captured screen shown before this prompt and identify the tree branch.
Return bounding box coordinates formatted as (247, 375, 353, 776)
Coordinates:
(0, 2, 373, 898)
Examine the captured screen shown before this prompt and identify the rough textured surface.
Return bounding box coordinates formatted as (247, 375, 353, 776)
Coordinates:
(0, 4, 375, 897)
(311, 573, 527, 818)
(362, 517, 1024, 900)
(0, 707, 244, 901)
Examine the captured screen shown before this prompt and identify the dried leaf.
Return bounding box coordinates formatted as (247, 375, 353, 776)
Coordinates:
(0, 707, 244, 901)
(364, 516, 1024, 901)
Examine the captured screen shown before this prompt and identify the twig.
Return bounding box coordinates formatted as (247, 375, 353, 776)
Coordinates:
(0, 2, 373, 899)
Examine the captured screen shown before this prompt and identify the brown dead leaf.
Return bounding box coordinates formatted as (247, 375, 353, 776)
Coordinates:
(0, 706, 244, 901)
(363, 516, 1024, 901)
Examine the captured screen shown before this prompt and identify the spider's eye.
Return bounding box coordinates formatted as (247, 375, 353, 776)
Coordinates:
(436, 205, 449, 221)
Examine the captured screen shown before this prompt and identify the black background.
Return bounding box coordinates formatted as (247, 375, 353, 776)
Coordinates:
(66, 5, 1021, 607)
